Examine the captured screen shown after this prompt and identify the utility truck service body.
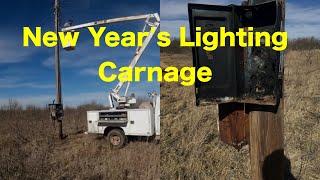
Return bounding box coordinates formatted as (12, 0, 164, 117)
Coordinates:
(57, 13, 161, 148)
(87, 96, 160, 137)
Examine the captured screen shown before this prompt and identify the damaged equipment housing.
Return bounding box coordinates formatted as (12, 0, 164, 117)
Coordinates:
(188, 0, 283, 106)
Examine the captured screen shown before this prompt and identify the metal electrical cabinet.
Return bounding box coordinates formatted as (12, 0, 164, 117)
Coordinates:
(188, 0, 283, 106)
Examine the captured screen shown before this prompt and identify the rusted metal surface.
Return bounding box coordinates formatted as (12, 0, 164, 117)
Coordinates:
(188, 1, 282, 106)
(197, 95, 276, 106)
(218, 103, 249, 150)
(244, 25, 282, 105)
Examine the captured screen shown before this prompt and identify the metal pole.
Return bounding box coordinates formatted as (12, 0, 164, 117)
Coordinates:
(54, 0, 64, 139)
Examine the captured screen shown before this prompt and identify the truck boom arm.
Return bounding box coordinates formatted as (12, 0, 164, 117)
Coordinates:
(62, 13, 160, 32)
(62, 13, 160, 109)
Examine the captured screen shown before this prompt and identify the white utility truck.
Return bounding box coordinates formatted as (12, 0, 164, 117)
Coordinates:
(87, 92, 160, 148)
(62, 13, 160, 148)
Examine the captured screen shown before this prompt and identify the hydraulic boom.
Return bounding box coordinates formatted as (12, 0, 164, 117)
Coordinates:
(62, 13, 160, 109)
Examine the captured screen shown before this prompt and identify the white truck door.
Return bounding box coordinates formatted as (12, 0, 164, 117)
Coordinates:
(155, 96, 160, 136)
(127, 109, 153, 136)
(87, 111, 99, 133)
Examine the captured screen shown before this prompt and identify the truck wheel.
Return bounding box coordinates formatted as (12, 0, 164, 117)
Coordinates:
(106, 129, 127, 148)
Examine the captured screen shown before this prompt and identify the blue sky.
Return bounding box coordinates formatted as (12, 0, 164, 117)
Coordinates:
(0, 0, 160, 107)
(161, 0, 320, 38)
(1, 0, 319, 107)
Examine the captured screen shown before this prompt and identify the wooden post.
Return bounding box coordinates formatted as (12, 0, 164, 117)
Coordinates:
(248, 0, 285, 179)
(249, 103, 284, 180)
(54, 0, 64, 139)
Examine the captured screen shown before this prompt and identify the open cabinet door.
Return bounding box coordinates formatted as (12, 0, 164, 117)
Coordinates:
(188, 1, 283, 106)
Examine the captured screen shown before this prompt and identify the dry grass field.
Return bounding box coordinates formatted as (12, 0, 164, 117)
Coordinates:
(160, 49, 320, 179)
(0, 103, 160, 179)
(0, 48, 319, 180)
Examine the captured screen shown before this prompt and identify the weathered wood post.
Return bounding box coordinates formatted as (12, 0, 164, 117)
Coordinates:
(249, 104, 284, 180)
(248, 0, 285, 179)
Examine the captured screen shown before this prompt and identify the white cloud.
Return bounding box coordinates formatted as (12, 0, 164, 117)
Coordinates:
(0, 35, 41, 64)
(286, 24, 320, 39)
(0, 92, 106, 108)
(160, 0, 241, 37)
(42, 41, 122, 68)
(80, 67, 98, 76)
(286, 2, 320, 25)
(42, 39, 158, 68)
(0, 78, 158, 107)
(80, 66, 121, 77)
(286, 2, 320, 38)
(160, 1, 320, 38)
(0, 77, 54, 89)
(0, 86, 158, 107)
(160, 0, 240, 20)
(162, 20, 189, 38)
(0, 83, 54, 89)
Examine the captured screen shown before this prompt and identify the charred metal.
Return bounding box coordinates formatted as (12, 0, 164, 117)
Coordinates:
(188, 0, 283, 106)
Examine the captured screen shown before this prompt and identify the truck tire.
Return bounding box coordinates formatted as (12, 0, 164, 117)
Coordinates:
(106, 129, 127, 148)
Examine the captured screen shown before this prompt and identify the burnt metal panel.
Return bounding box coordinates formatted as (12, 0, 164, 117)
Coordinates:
(188, 1, 282, 106)
(188, 4, 238, 104)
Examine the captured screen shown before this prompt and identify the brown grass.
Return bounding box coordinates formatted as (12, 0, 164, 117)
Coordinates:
(1, 46, 319, 179)
(0, 102, 159, 179)
(160, 49, 320, 179)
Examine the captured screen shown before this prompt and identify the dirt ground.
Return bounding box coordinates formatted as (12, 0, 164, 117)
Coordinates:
(160, 49, 320, 179)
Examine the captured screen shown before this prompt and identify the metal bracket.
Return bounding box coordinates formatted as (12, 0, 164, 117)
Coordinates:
(48, 100, 64, 121)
